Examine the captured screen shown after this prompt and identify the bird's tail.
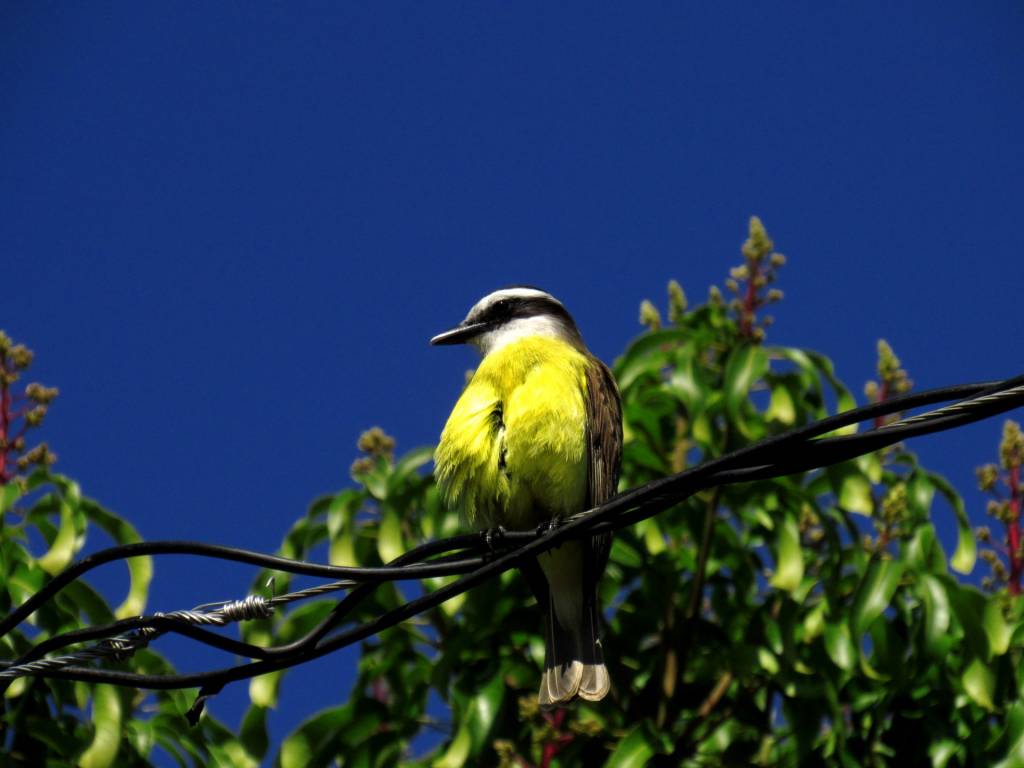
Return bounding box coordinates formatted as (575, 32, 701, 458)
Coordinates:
(538, 572, 610, 709)
(536, 598, 606, 712)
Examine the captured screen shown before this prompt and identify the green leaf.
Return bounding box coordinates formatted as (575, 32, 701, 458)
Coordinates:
(908, 472, 936, 515)
(929, 739, 960, 768)
(391, 445, 434, 480)
(203, 717, 260, 768)
(640, 518, 667, 555)
(37, 497, 79, 575)
(4, 675, 27, 700)
(805, 350, 858, 435)
(928, 472, 976, 574)
(240, 706, 269, 762)
(20, 714, 78, 757)
(856, 451, 883, 484)
(946, 582, 990, 659)
(82, 499, 152, 618)
(7, 559, 45, 606)
(758, 647, 780, 675)
(0, 481, 21, 515)
(849, 559, 903, 638)
(153, 725, 191, 767)
(467, 672, 504, 754)
(606, 724, 657, 768)
(962, 656, 996, 711)
(63, 580, 117, 626)
(279, 705, 353, 768)
(769, 512, 803, 592)
(276, 601, 335, 643)
(614, 328, 690, 391)
(917, 574, 951, 656)
(692, 411, 714, 447)
(802, 600, 827, 643)
(984, 598, 1013, 656)
(723, 344, 769, 437)
(766, 380, 797, 425)
(424, 575, 467, 617)
(905, 523, 945, 574)
(208, 742, 259, 768)
(327, 490, 362, 567)
(432, 721, 472, 768)
(993, 700, 1024, 768)
(667, 344, 707, 414)
(830, 463, 873, 516)
(377, 505, 404, 564)
(353, 456, 390, 500)
(125, 720, 156, 760)
(249, 671, 283, 709)
(611, 536, 644, 569)
(79, 685, 122, 768)
(824, 622, 856, 671)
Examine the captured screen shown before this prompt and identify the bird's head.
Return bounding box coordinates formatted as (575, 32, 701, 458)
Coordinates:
(430, 286, 584, 356)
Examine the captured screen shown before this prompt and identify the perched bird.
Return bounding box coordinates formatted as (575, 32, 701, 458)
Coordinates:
(432, 287, 622, 709)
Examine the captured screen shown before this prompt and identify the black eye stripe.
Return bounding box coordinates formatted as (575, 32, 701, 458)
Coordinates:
(510, 297, 571, 322)
(478, 299, 512, 324)
(470, 293, 576, 330)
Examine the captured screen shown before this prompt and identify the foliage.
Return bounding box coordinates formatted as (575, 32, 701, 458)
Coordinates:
(226, 217, 1015, 766)
(3, 218, 1023, 765)
(0, 337, 255, 766)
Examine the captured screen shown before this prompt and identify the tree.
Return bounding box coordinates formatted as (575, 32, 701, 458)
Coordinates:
(0, 336, 260, 765)
(3, 218, 1023, 766)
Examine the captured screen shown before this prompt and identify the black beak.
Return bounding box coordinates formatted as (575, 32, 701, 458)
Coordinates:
(430, 321, 489, 346)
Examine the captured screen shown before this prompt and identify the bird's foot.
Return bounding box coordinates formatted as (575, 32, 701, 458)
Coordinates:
(536, 516, 563, 537)
(483, 525, 508, 552)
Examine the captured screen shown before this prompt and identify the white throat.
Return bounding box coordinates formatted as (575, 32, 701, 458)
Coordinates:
(471, 315, 574, 356)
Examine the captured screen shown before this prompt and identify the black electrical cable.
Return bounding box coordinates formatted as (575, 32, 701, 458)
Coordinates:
(0, 375, 1020, 696)
(0, 534, 492, 641)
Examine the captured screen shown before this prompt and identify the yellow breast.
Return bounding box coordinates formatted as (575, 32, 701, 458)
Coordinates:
(434, 336, 589, 530)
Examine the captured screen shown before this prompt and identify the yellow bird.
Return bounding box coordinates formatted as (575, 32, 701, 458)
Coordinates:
(432, 287, 622, 709)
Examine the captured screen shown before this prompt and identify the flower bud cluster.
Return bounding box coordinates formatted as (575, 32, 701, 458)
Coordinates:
(864, 340, 913, 433)
(976, 464, 999, 492)
(357, 426, 396, 459)
(15, 442, 57, 471)
(638, 299, 662, 331)
(725, 216, 786, 342)
(1000, 420, 1023, 471)
(880, 483, 908, 526)
(350, 427, 396, 475)
(877, 341, 912, 395)
(1, 331, 60, 484)
(667, 279, 688, 324)
(637, 278, 692, 332)
(976, 419, 1024, 593)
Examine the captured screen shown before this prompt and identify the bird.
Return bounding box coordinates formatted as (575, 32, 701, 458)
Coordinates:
(431, 286, 623, 709)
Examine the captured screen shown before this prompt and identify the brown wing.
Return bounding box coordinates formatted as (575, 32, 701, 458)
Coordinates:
(584, 355, 623, 506)
(583, 355, 623, 578)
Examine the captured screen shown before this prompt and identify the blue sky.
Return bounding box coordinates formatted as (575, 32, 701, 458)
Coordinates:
(2, 1, 1022, 760)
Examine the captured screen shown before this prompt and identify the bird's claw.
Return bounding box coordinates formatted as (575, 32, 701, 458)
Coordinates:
(484, 525, 508, 552)
(536, 517, 562, 536)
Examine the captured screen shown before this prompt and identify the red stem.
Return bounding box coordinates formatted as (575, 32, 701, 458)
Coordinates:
(7, 406, 29, 422)
(1008, 465, 1022, 595)
(0, 354, 10, 485)
(539, 709, 571, 768)
(739, 261, 759, 339)
(873, 381, 889, 429)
